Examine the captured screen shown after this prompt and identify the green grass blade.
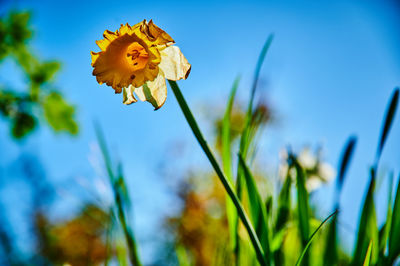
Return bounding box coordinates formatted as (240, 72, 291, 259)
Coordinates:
(94, 123, 115, 182)
(378, 172, 393, 257)
(324, 137, 356, 265)
(290, 155, 310, 265)
(222, 76, 240, 183)
(275, 170, 292, 232)
(388, 174, 400, 263)
(222, 77, 240, 251)
(273, 170, 291, 265)
(295, 210, 338, 266)
(363, 241, 373, 266)
(169, 80, 268, 266)
(95, 125, 142, 266)
(375, 87, 399, 165)
(104, 209, 114, 266)
(336, 136, 357, 200)
(270, 226, 287, 252)
(239, 34, 274, 158)
(247, 34, 274, 117)
(290, 156, 310, 245)
(239, 155, 271, 261)
(175, 245, 190, 266)
(116, 241, 129, 266)
(115, 165, 142, 266)
(323, 214, 338, 266)
(353, 171, 379, 265)
(232, 35, 273, 264)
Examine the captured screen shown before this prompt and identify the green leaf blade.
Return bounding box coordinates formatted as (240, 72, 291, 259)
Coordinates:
(388, 175, 400, 263)
(238, 154, 271, 261)
(375, 88, 399, 164)
(295, 211, 338, 266)
(353, 175, 379, 265)
(222, 77, 240, 251)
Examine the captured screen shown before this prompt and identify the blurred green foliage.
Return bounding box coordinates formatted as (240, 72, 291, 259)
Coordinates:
(0, 10, 78, 139)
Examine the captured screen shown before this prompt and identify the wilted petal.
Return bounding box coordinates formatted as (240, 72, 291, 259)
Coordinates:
(133, 73, 167, 109)
(123, 86, 137, 105)
(159, 46, 191, 81)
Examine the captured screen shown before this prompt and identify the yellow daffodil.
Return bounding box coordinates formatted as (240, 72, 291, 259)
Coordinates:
(91, 20, 191, 109)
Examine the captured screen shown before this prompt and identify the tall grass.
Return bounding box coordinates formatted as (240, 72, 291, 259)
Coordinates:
(95, 38, 400, 265)
(164, 39, 400, 265)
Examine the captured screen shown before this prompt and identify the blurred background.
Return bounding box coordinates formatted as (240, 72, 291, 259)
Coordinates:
(0, 0, 399, 265)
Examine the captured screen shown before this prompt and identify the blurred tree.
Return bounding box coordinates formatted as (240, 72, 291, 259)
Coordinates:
(0, 9, 83, 266)
(34, 204, 110, 266)
(0, 10, 78, 139)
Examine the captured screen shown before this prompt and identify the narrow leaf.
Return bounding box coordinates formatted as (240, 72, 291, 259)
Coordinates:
(323, 215, 338, 266)
(388, 174, 400, 263)
(270, 226, 287, 252)
(378, 172, 393, 256)
(248, 34, 274, 116)
(363, 241, 373, 266)
(238, 155, 270, 260)
(291, 156, 310, 244)
(353, 172, 379, 265)
(222, 77, 240, 251)
(95, 125, 141, 266)
(290, 155, 310, 265)
(336, 136, 357, 195)
(375, 88, 399, 164)
(324, 136, 356, 265)
(273, 171, 291, 266)
(295, 211, 338, 266)
(239, 34, 274, 158)
(275, 171, 291, 232)
(222, 76, 240, 182)
(94, 124, 115, 182)
(169, 80, 267, 266)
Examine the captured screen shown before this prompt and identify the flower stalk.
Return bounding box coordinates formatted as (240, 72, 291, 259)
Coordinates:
(168, 80, 268, 266)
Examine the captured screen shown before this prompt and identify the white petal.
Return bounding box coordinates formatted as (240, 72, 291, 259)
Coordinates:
(306, 176, 322, 192)
(298, 148, 317, 169)
(159, 46, 191, 81)
(133, 73, 167, 110)
(318, 163, 336, 182)
(123, 86, 137, 105)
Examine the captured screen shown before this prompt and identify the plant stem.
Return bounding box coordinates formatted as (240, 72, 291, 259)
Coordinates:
(169, 80, 268, 266)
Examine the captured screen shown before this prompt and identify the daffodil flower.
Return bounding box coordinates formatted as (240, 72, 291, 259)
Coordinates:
(91, 20, 191, 109)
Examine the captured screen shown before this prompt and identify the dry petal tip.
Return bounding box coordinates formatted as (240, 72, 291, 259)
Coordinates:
(184, 65, 191, 80)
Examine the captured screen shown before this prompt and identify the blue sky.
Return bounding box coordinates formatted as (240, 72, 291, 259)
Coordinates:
(1, 0, 400, 261)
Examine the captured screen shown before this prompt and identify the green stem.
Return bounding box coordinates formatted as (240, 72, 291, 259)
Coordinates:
(115, 185, 142, 266)
(168, 80, 267, 266)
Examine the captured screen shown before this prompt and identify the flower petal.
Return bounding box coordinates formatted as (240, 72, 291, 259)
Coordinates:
(92, 33, 160, 92)
(132, 73, 167, 110)
(159, 46, 191, 81)
(123, 86, 137, 105)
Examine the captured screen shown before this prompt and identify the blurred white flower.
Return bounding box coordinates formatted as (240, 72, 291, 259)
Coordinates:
(318, 162, 335, 182)
(298, 148, 317, 169)
(305, 177, 323, 192)
(278, 146, 336, 192)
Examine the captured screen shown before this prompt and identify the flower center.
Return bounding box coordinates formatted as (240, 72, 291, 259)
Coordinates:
(126, 42, 149, 71)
